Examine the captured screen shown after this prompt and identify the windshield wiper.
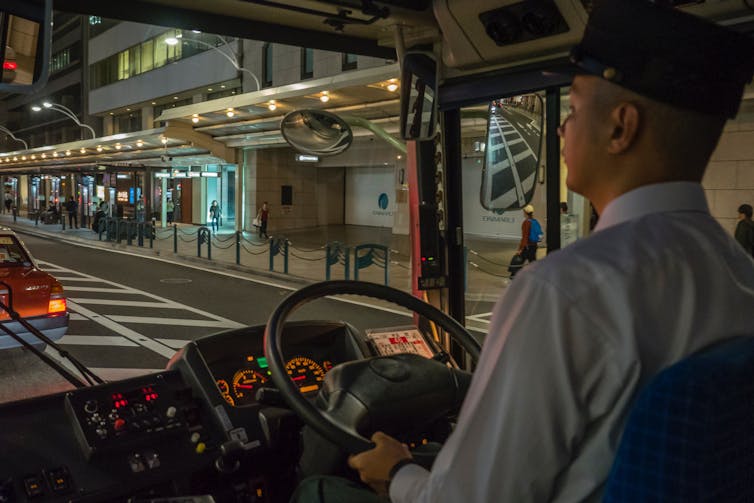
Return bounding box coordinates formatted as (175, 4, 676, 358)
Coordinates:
(0, 281, 103, 389)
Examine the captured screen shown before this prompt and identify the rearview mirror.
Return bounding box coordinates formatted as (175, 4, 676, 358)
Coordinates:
(400, 52, 438, 141)
(480, 94, 544, 211)
(0, 0, 52, 94)
(280, 109, 353, 157)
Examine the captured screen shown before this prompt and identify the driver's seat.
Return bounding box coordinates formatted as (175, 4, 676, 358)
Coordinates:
(603, 336, 754, 502)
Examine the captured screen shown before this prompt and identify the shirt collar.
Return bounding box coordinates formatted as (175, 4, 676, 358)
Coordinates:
(594, 181, 709, 232)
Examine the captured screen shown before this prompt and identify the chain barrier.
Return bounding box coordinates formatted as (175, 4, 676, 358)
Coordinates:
(197, 227, 211, 260)
(467, 248, 507, 267)
(354, 244, 390, 285)
(240, 242, 269, 255)
(325, 241, 350, 280)
(269, 237, 289, 274)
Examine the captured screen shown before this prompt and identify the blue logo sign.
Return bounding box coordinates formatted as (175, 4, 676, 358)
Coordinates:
(378, 193, 389, 210)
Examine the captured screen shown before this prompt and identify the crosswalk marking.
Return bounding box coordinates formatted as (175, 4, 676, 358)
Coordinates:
(69, 313, 88, 321)
(67, 301, 177, 358)
(69, 298, 178, 308)
(58, 335, 139, 347)
(106, 316, 238, 328)
(63, 286, 138, 293)
(466, 312, 493, 324)
(156, 338, 192, 349)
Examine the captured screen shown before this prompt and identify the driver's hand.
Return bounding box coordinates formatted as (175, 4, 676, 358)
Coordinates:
(348, 431, 412, 495)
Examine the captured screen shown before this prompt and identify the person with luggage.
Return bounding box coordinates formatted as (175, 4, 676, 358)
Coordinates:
(510, 204, 542, 278)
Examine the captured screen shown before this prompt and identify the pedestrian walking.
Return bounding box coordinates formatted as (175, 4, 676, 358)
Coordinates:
(256, 201, 269, 239)
(511, 204, 542, 278)
(735, 203, 754, 257)
(209, 200, 221, 232)
(65, 197, 79, 229)
(166, 198, 174, 224)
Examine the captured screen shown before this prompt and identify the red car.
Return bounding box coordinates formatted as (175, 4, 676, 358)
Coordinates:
(0, 228, 68, 349)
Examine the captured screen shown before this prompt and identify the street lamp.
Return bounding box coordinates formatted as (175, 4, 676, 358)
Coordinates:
(0, 126, 28, 150)
(165, 34, 261, 91)
(31, 101, 96, 139)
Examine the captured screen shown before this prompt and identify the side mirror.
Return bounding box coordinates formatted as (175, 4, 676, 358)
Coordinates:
(400, 52, 438, 141)
(280, 109, 353, 157)
(0, 0, 52, 94)
(480, 94, 544, 211)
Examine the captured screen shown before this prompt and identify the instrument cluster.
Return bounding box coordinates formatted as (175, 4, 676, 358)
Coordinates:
(214, 354, 336, 407)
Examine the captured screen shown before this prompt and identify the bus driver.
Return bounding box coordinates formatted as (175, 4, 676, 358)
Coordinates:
(296, 0, 754, 501)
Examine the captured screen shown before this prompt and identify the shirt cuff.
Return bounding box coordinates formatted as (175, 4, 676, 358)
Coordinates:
(389, 463, 431, 503)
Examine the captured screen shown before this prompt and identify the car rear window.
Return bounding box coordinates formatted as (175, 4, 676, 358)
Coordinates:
(0, 237, 32, 265)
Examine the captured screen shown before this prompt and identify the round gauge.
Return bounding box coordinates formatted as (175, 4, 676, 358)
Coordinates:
(285, 356, 325, 394)
(216, 379, 230, 395)
(232, 369, 267, 399)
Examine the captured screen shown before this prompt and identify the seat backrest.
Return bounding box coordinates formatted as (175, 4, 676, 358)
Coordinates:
(603, 336, 754, 503)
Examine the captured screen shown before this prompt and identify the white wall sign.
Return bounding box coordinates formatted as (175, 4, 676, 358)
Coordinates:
(345, 166, 395, 227)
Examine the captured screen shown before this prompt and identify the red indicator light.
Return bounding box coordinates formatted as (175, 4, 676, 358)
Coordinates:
(2, 62, 17, 71)
(421, 257, 426, 262)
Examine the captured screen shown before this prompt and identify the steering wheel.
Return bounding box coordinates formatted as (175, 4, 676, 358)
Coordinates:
(264, 280, 482, 454)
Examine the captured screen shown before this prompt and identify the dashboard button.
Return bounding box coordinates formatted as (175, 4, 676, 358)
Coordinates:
(22, 475, 44, 498)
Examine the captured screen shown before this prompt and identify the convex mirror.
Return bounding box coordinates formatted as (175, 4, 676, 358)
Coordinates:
(0, 0, 52, 94)
(400, 51, 438, 141)
(281, 109, 353, 157)
(480, 94, 544, 211)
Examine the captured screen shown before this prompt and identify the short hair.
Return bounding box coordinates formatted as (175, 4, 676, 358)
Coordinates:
(739, 204, 753, 219)
(594, 80, 727, 181)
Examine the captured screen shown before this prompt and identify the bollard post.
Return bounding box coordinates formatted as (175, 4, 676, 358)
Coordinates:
(173, 224, 178, 253)
(137, 222, 144, 247)
(12, 207, 17, 223)
(116, 219, 122, 243)
(34, 210, 39, 226)
(197, 227, 211, 259)
(283, 240, 289, 274)
(149, 222, 154, 249)
(61, 215, 65, 231)
(236, 231, 241, 265)
(127, 221, 134, 246)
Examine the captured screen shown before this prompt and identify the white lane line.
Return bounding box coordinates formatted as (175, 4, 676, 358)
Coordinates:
(69, 313, 88, 321)
(63, 286, 137, 293)
(55, 277, 109, 282)
(67, 300, 176, 358)
(58, 335, 139, 347)
(107, 316, 239, 328)
(38, 260, 244, 329)
(156, 338, 192, 349)
(466, 312, 493, 324)
(69, 298, 178, 308)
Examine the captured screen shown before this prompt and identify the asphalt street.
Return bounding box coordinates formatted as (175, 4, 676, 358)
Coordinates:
(0, 233, 429, 402)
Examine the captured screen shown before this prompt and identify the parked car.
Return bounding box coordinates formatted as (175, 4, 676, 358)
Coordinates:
(2, 46, 17, 83)
(0, 227, 68, 349)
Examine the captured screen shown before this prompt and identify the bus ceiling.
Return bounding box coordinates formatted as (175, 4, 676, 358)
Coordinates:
(54, 0, 754, 77)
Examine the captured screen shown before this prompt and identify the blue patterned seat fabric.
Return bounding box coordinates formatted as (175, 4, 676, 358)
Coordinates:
(603, 336, 754, 502)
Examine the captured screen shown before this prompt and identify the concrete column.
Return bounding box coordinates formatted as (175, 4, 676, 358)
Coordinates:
(103, 115, 114, 136)
(142, 106, 154, 130)
(161, 176, 168, 228)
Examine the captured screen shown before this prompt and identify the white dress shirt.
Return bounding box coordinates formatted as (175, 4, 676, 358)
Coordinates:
(390, 182, 754, 502)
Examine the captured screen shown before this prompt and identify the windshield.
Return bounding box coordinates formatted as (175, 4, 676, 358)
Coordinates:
(0, 5, 749, 406)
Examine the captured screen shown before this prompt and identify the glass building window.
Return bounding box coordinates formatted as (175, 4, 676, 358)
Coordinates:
(342, 53, 357, 71)
(262, 43, 273, 88)
(301, 47, 314, 80)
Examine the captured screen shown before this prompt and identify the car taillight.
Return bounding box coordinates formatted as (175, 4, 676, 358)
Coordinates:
(48, 282, 67, 315)
(0, 290, 9, 320)
(2, 61, 17, 71)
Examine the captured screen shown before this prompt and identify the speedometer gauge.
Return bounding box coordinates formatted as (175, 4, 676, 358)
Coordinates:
(285, 356, 325, 394)
(232, 369, 267, 399)
(216, 379, 235, 406)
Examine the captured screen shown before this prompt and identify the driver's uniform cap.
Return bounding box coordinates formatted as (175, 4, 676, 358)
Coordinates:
(570, 0, 754, 118)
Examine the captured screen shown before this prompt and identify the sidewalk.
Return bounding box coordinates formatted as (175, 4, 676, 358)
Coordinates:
(0, 214, 528, 304)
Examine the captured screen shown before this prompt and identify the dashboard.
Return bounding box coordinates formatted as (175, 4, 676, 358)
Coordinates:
(0, 320, 442, 502)
(194, 321, 371, 407)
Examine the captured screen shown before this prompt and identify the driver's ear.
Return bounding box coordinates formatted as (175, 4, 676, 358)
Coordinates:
(606, 102, 640, 154)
